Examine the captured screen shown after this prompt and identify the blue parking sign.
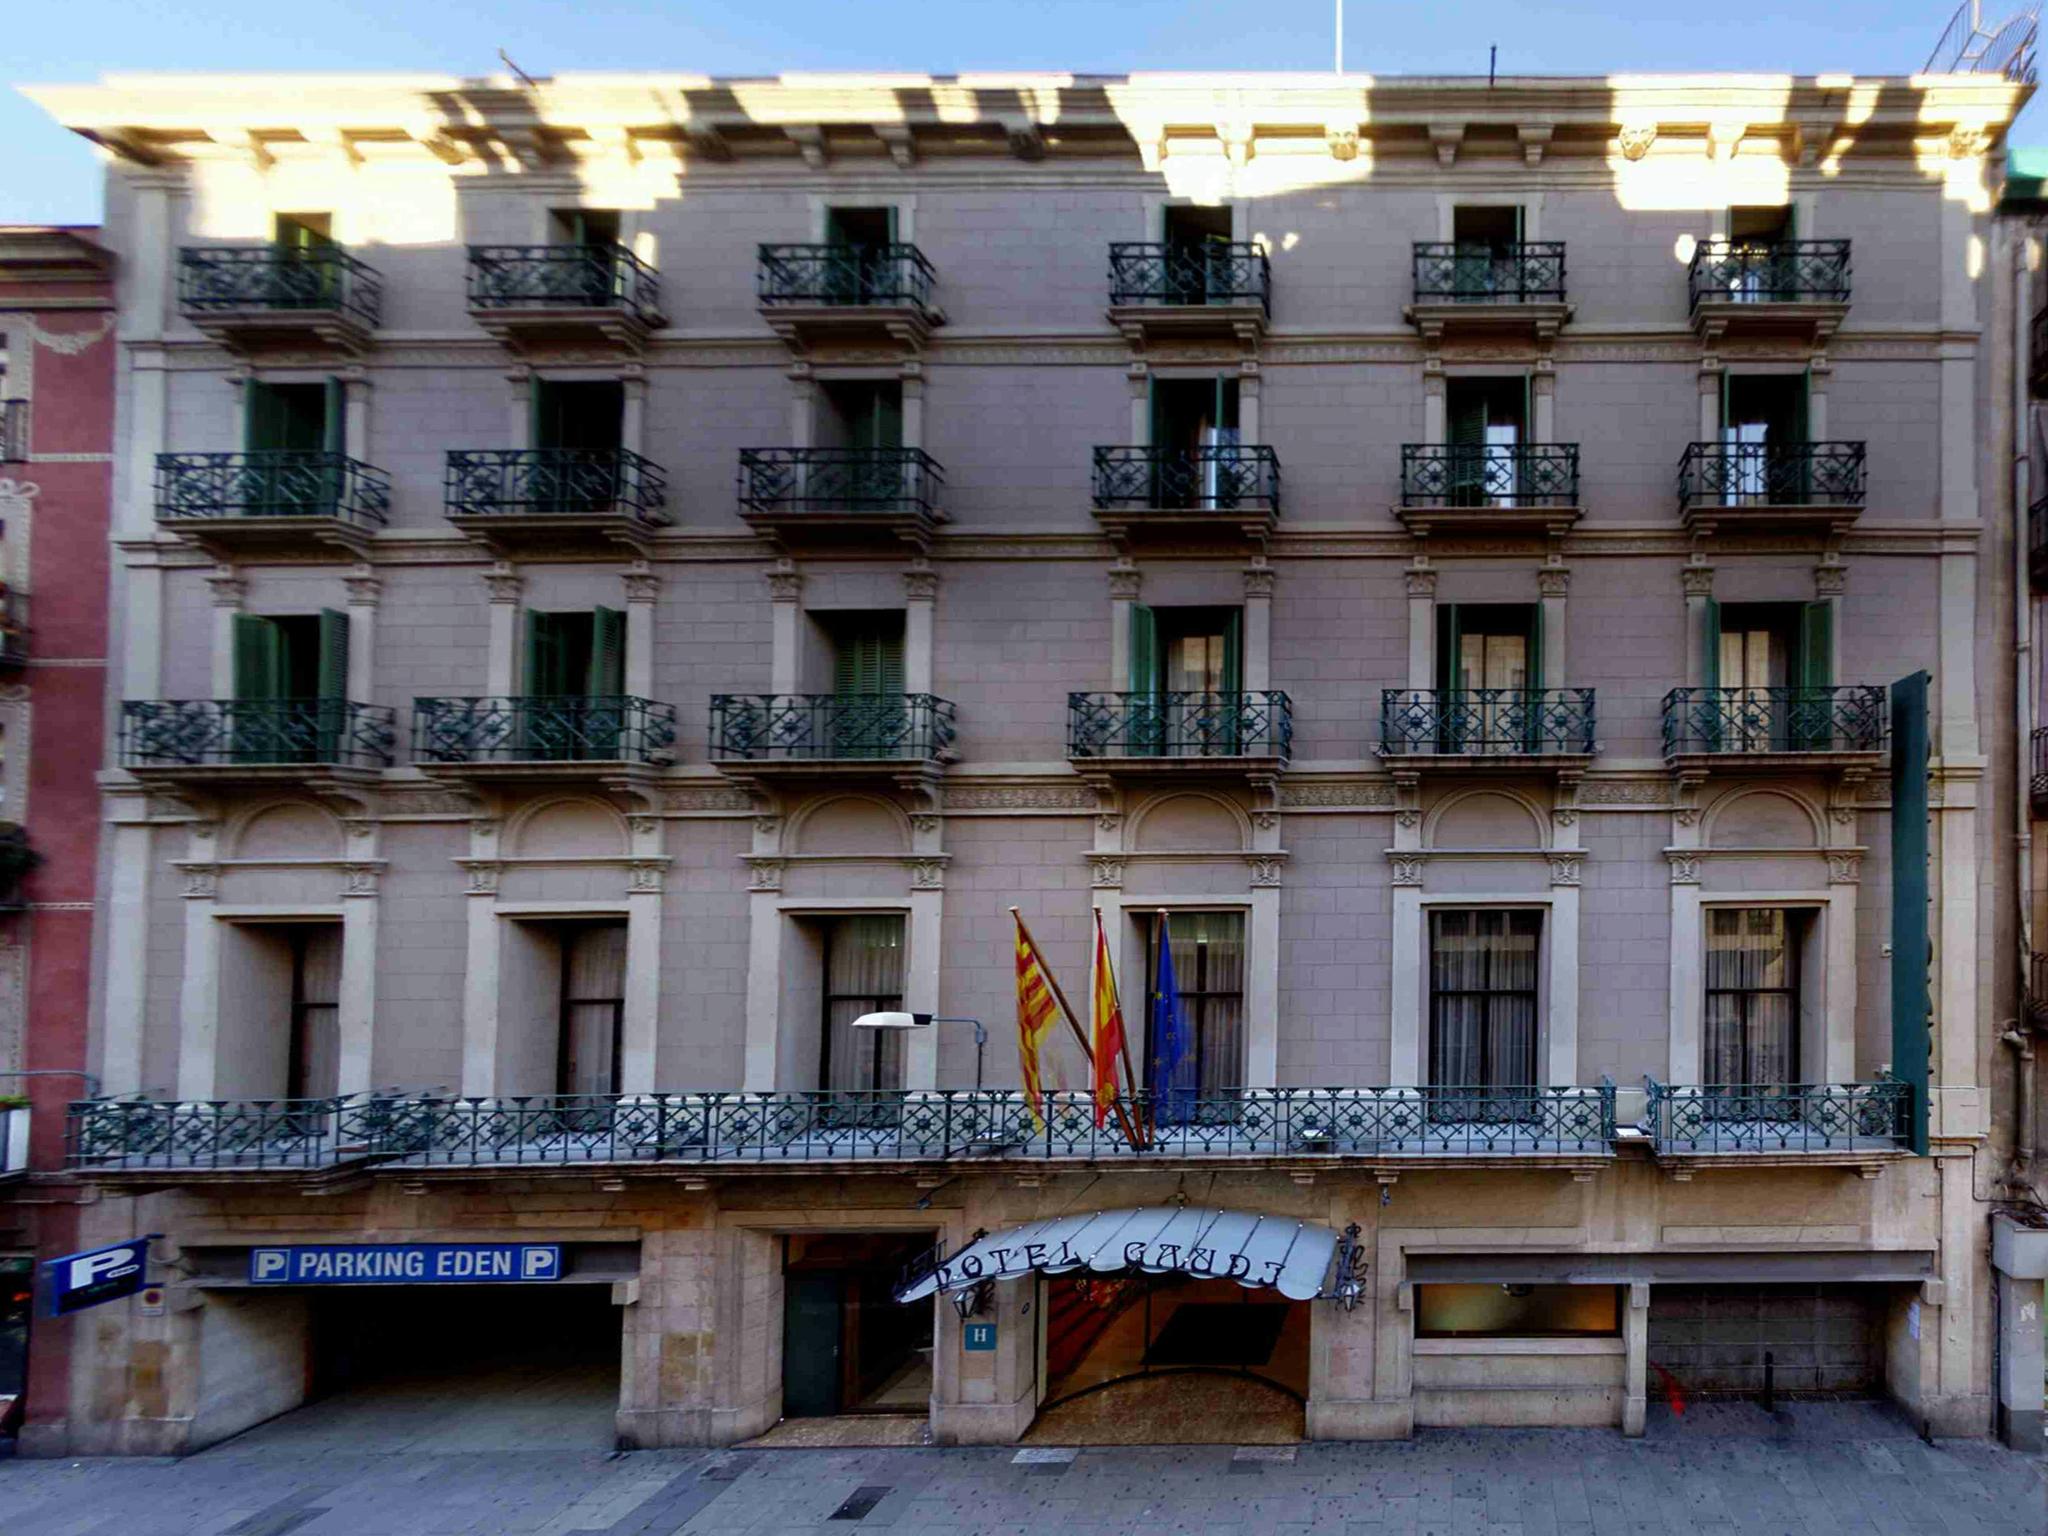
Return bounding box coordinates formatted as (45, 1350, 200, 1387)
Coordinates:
(45, 1236, 154, 1316)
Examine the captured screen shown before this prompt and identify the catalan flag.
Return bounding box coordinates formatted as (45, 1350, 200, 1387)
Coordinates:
(1013, 910, 1064, 1129)
(1090, 908, 1129, 1128)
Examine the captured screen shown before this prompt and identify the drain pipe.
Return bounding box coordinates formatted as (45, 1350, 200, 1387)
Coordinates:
(2013, 227, 2039, 1187)
(2006, 1025, 2037, 1171)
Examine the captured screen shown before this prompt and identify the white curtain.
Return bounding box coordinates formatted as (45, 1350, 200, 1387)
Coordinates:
(1429, 910, 1539, 1088)
(1704, 908, 1796, 1086)
(290, 925, 344, 1099)
(1151, 911, 1245, 1097)
(824, 915, 907, 1092)
(560, 923, 628, 1096)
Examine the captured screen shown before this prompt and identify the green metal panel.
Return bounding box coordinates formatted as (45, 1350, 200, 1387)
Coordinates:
(588, 606, 626, 696)
(1129, 603, 1159, 695)
(1889, 671, 1931, 1156)
(316, 609, 350, 701)
(233, 614, 283, 702)
(832, 621, 903, 697)
(781, 1272, 843, 1416)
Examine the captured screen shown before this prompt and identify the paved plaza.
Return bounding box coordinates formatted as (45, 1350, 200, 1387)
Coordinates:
(0, 1401, 2043, 1536)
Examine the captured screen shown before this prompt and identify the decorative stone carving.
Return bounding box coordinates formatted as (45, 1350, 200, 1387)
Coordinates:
(946, 784, 1098, 811)
(1827, 852, 1863, 885)
(1242, 565, 1275, 599)
(1404, 568, 1438, 599)
(909, 859, 947, 891)
(910, 814, 940, 836)
(746, 857, 784, 893)
(342, 862, 381, 896)
(1814, 562, 1847, 598)
(1108, 566, 1144, 601)
(1580, 780, 1667, 806)
(482, 566, 524, 604)
(753, 815, 782, 837)
(1395, 808, 1420, 830)
(1667, 852, 1701, 885)
(180, 863, 219, 899)
(1948, 124, 1993, 161)
(903, 565, 940, 602)
(622, 566, 662, 603)
(1617, 124, 1657, 161)
(663, 787, 755, 812)
(628, 860, 665, 894)
(766, 565, 804, 603)
(1246, 857, 1285, 888)
(1680, 565, 1717, 598)
(1281, 782, 1394, 808)
(344, 570, 384, 607)
(1325, 124, 1359, 161)
(463, 861, 502, 895)
(205, 569, 246, 609)
(1253, 810, 1279, 832)
(1552, 808, 1579, 828)
(1089, 855, 1125, 889)
(1536, 567, 1571, 599)
(628, 815, 660, 838)
(1096, 812, 1122, 834)
(1389, 854, 1426, 886)
(1549, 854, 1583, 887)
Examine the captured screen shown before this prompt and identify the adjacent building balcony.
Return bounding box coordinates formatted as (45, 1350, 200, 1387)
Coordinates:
(0, 591, 29, 674)
(1405, 242, 1570, 341)
(1687, 239, 1851, 344)
(155, 450, 390, 555)
(465, 244, 664, 350)
(1660, 686, 1888, 773)
(1677, 441, 1866, 536)
(1640, 1078, 1911, 1175)
(756, 243, 941, 352)
(1378, 689, 1597, 770)
(1396, 443, 1581, 537)
(2031, 727, 2048, 818)
(0, 397, 24, 462)
(177, 245, 382, 354)
(1090, 444, 1280, 548)
(412, 696, 680, 781)
(119, 699, 397, 783)
(1067, 690, 1292, 782)
(443, 448, 669, 553)
(736, 447, 946, 551)
(2032, 304, 2048, 397)
(64, 1084, 1616, 1176)
(1106, 241, 1270, 347)
(710, 693, 957, 781)
(2031, 494, 2048, 590)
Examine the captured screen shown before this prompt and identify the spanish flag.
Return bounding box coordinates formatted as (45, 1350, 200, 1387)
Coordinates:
(1013, 910, 1063, 1129)
(1090, 909, 1129, 1128)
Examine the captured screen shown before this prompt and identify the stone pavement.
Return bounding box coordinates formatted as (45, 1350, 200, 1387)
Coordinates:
(1, 1402, 2043, 1536)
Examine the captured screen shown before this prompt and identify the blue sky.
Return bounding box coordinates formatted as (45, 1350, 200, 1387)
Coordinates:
(3, 0, 2038, 224)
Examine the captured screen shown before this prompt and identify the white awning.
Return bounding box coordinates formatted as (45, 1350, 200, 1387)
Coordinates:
(895, 1206, 1348, 1303)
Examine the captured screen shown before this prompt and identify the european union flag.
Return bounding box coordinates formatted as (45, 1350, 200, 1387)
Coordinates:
(1149, 913, 1193, 1124)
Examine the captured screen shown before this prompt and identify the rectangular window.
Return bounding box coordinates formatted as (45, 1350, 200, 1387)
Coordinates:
(1128, 605, 1244, 755)
(1143, 910, 1246, 1097)
(521, 608, 626, 758)
(820, 915, 907, 1092)
(1704, 908, 1803, 1086)
(285, 924, 343, 1099)
(1711, 601, 1831, 749)
(550, 208, 620, 247)
(1429, 909, 1541, 1091)
(1416, 1282, 1621, 1339)
(1729, 205, 1793, 244)
(531, 379, 623, 453)
(245, 380, 341, 455)
(818, 381, 903, 452)
(273, 213, 333, 248)
(555, 921, 628, 1096)
(1445, 376, 1528, 507)
(823, 611, 907, 759)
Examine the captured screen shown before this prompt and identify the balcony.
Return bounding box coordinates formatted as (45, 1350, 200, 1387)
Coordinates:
(0, 397, 24, 462)
(1640, 1079, 1911, 1176)
(1660, 686, 1888, 773)
(2032, 727, 2048, 818)
(1396, 443, 1581, 538)
(756, 243, 941, 353)
(119, 699, 397, 783)
(1677, 441, 1866, 537)
(2031, 951, 2048, 1029)
(710, 693, 956, 782)
(178, 245, 381, 354)
(2032, 305, 2048, 397)
(444, 448, 668, 554)
(1405, 242, 1570, 342)
(0, 591, 28, 673)
(736, 447, 945, 551)
(1090, 445, 1281, 549)
(2032, 495, 2048, 590)
(65, 1084, 1615, 1177)
(466, 244, 664, 351)
(413, 696, 679, 781)
(1378, 689, 1596, 770)
(1068, 690, 1291, 782)
(1106, 241, 1270, 347)
(1687, 240, 1851, 345)
(155, 451, 389, 556)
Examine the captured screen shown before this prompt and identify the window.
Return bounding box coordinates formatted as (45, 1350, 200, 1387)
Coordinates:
(522, 608, 626, 758)
(271, 216, 341, 309)
(1128, 605, 1244, 754)
(1452, 205, 1521, 249)
(1435, 605, 1539, 751)
(1445, 376, 1527, 506)
(550, 208, 620, 247)
(818, 381, 903, 453)
(823, 611, 907, 758)
(284, 925, 343, 1099)
(545, 211, 623, 306)
(823, 207, 897, 303)
(232, 611, 349, 762)
(1160, 204, 1234, 305)
(1450, 206, 1525, 298)
(555, 921, 627, 1096)
(1720, 374, 1809, 503)
(1429, 909, 1541, 1091)
(1149, 378, 1241, 506)
(246, 380, 341, 455)
(1706, 600, 1832, 749)
(1704, 908, 1804, 1086)
(274, 213, 333, 249)
(532, 379, 623, 453)
(1143, 910, 1246, 1098)
(820, 915, 907, 1092)
(1416, 1283, 1620, 1338)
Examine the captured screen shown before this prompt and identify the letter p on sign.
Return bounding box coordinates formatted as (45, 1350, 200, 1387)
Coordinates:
(68, 1245, 135, 1291)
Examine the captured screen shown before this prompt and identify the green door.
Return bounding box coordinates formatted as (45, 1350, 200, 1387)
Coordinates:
(832, 619, 906, 758)
(523, 611, 575, 760)
(781, 1273, 843, 1417)
(1794, 600, 1834, 749)
(315, 608, 350, 761)
(1128, 602, 1161, 756)
(585, 605, 627, 758)
(273, 215, 337, 308)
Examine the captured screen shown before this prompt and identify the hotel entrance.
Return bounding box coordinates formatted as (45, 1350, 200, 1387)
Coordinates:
(769, 1232, 936, 1445)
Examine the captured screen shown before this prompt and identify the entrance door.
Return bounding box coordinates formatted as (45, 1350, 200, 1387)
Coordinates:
(779, 1232, 935, 1422)
(782, 1273, 845, 1417)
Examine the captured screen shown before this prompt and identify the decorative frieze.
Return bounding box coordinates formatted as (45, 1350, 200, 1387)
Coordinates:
(945, 784, 1097, 812)
(663, 787, 755, 813)
(1280, 781, 1395, 809)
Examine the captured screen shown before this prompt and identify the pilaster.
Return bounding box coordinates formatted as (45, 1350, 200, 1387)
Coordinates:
(206, 565, 246, 700)
(768, 562, 803, 695)
(622, 562, 660, 699)
(483, 564, 523, 696)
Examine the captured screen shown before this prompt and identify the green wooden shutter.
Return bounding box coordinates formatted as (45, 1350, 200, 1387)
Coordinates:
(1524, 604, 1544, 692)
(1221, 610, 1243, 695)
(1129, 603, 1159, 695)
(524, 610, 565, 695)
(530, 380, 550, 451)
(322, 378, 345, 454)
(833, 622, 904, 697)
(588, 606, 626, 697)
(316, 609, 350, 700)
(1701, 597, 1722, 693)
(1436, 604, 1463, 692)
(1448, 393, 1486, 506)
(245, 383, 283, 454)
(1799, 601, 1833, 690)
(233, 614, 283, 702)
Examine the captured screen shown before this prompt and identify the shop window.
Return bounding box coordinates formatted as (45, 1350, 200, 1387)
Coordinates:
(1704, 907, 1808, 1087)
(820, 915, 907, 1092)
(1142, 910, 1246, 1099)
(1429, 909, 1541, 1091)
(1416, 1282, 1621, 1338)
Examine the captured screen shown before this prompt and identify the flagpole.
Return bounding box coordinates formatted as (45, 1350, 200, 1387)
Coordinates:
(1012, 905, 1144, 1148)
(1094, 906, 1143, 1106)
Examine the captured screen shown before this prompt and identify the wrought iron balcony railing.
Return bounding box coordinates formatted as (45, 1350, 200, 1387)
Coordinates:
(2033, 727, 2048, 808)
(1641, 1078, 1910, 1155)
(1687, 239, 1852, 307)
(0, 590, 30, 671)
(1091, 445, 1281, 513)
(413, 696, 679, 767)
(710, 693, 956, 763)
(0, 398, 24, 462)
(120, 699, 398, 771)
(466, 244, 662, 324)
(1400, 444, 1579, 508)
(1660, 686, 1888, 756)
(155, 451, 390, 528)
(1107, 242, 1271, 313)
(178, 246, 383, 327)
(2031, 495, 2048, 589)
(1379, 688, 1596, 757)
(66, 1084, 1617, 1171)
(1068, 690, 1292, 762)
(1677, 441, 1866, 507)
(2031, 951, 2048, 1023)
(756, 243, 938, 313)
(2034, 305, 2048, 395)
(445, 448, 667, 523)
(737, 447, 943, 517)
(1412, 242, 1567, 303)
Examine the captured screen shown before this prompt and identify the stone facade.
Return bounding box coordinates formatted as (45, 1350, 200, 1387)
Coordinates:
(19, 69, 2035, 1453)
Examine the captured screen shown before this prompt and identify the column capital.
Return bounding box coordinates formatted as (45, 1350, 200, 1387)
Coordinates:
(1243, 564, 1275, 600)
(1108, 564, 1143, 601)
(622, 561, 662, 604)
(1680, 565, 1717, 598)
(1405, 568, 1438, 599)
(766, 561, 804, 604)
(1814, 560, 1847, 598)
(205, 565, 246, 609)
(481, 562, 524, 605)
(344, 565, 383, 608)
(1536, 567, 1571, 599)
(904, 561, 939, 603)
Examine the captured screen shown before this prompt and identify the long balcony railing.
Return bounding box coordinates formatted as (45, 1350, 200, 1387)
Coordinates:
(466, 244, 662, 325)
(1412, 242, 1566, 303)
(737, 447, 943, 517)
(179, 246, 382, 327)
(1379, 688, 1596, 758)
(66, 1084, 1617, 1172)
(155, 451, 390, 528)
(413, 696, 679, 767)
(756, 243, 938, 314)
(1661, 686, 1888, 757)
(1677, 441, 1866, 508)
(1091, 446, 1281, 513)
(1400, 444, 1579, 508)
(1068, 690, 1292, 762)
(120, 699, 398, 771)
(1687, 240, 1852, 307)
(445, 448, 667, 524)
(710, 693, 956, 763)
(0, 398, 24, 462)
(1641, 1078, 1910, 1155)
(1108, 242, 1271, 314)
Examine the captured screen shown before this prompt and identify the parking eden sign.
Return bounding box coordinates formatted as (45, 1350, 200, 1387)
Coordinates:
(45, 1237, 154, 1316)
(248, 1243, 563, 1285)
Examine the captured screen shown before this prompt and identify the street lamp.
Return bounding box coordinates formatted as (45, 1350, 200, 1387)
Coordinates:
(849, 1012, 989, 1091)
